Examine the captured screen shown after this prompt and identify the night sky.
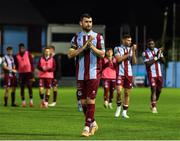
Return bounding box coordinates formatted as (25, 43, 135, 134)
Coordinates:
(30, 0, 179, 46)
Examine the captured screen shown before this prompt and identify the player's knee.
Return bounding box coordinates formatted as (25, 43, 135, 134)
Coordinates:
(53, 87, 57, 91)
(39, 87, 44, 92)
(81, 99, 87, 105)
(87, 97, 95, 104)
(157, 89, 161, 93)
(124, 92, 129, 97)
(45, 88, 50, 95)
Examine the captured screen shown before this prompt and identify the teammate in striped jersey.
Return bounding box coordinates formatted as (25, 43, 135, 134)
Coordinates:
(114, 34, 137, 118)
(142, 39, 165, 113)
(68, 13, 105, 137)
(2, 47, 18, 107)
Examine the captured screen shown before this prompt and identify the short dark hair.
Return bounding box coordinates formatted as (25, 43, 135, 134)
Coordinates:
(80, 13, 92, 21)
(19, 43, 25, 48)
(49, 45, 55, 50)
(7, 46, 13, 51)
(147, 38, 155, 43)
(122, 34, 131, 39)
(44, 47, 51, 50)
(106, 48, 113, 51)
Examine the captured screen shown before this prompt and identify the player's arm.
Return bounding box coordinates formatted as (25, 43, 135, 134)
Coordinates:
(88, 43, 105, 58)
(143, 51, 157, 67)
(47, 58, 56, 72)
(159, 56, 165, 64)
(131, 44, 137, 64)
(116, 55, 130, 63)
(67, 46, 83, 59)
(37, 58, 44, 72)
(67, 37, 93, 59)
(29, 53, 34, 72)
(2, 59, 17, 73)
(157, 48, 165, 64)
(14, 55, 19, 70)
(115, 53, 129, 63)
(145, 59, 157, 67)
(88, 35, 105, 58)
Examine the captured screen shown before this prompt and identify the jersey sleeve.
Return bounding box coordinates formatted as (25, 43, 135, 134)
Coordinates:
(114, 47, 121, 57)
(70, 36, 78, 50)
(99, 35, 105, 52)
(142, 51, 149, 62)
(2, 57, 7, 66)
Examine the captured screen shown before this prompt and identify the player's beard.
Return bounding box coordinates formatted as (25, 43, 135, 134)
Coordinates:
(82, 25, 92, 33)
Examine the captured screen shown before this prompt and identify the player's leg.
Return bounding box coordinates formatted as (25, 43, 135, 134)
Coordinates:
(49, 79, 58, 107)
(39, 79, 45, 107)
(156, 77, 163, 101)
(103, 79, 109, 108)
(122, 88, 131, 118)
(80, 81, 89, 137)
(11, 87, 17, 106)
(3, 74, 9, 106)
(156, 89, 161, 101)
(44, 78, 52, 108)
(19, 74, 26, 107)
(121, 76, 133, 118)
(39, 87, 45, 108)
(27, 75, 33, 107)
(83, 79, 100, 136)
(76, 90, 83, 112)
(149, 77, 158, 113)
(151, 87, 157, 107)
(115, 85, 123, 117)
(77, 80, 84, 112)
(44, 88, 50, 108)
(11, 76, 18, 107)
(115, 76, 123, 117)
(151, 86, 158, 113)
(108, 79, 116, 109)
(4, 87, 9, 107)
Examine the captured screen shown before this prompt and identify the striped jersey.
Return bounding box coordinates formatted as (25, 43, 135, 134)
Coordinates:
(71, 30, 105, 80)
(114, 45, 133, 76)
(2, 55, 15, 76)
(142, 47, 163, 77)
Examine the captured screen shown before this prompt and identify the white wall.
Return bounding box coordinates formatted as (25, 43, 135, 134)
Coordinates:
(47, 24, 106, 54)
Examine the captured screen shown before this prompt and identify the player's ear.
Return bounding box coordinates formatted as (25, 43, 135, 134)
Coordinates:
(79, 21, 82, 26)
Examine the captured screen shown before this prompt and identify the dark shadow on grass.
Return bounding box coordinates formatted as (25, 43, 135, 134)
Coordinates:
(0, 132, 78, 138)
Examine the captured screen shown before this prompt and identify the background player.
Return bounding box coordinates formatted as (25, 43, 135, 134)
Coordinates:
(15, 43, 34, 107)
(102, 48, 117, 109)
(114, 34, 137, 118)
(2, 47, 18, 107)
(37, 47, 55, 108)
(48, 46, 61, 107)
(142, 39, 165, 113)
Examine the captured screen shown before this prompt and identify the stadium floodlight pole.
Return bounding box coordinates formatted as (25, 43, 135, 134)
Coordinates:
(160, 6, 168, 87)
(143, 25, 146, 51)
(172, 3, 176, 87)
(161, 7, 168, 49)
(172, 3, 176, 61)
(120, 26, 123, 40)
(0, 28, 2, 55)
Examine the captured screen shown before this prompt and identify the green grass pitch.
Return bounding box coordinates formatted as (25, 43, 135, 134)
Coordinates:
(0, 87, 180, 140)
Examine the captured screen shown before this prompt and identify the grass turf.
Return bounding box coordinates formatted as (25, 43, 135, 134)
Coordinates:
(0, 87, 180, 140)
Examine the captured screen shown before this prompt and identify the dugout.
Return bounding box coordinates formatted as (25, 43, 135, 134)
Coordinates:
(0, 0, 47, 87)
(0, 0, 47, 55)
